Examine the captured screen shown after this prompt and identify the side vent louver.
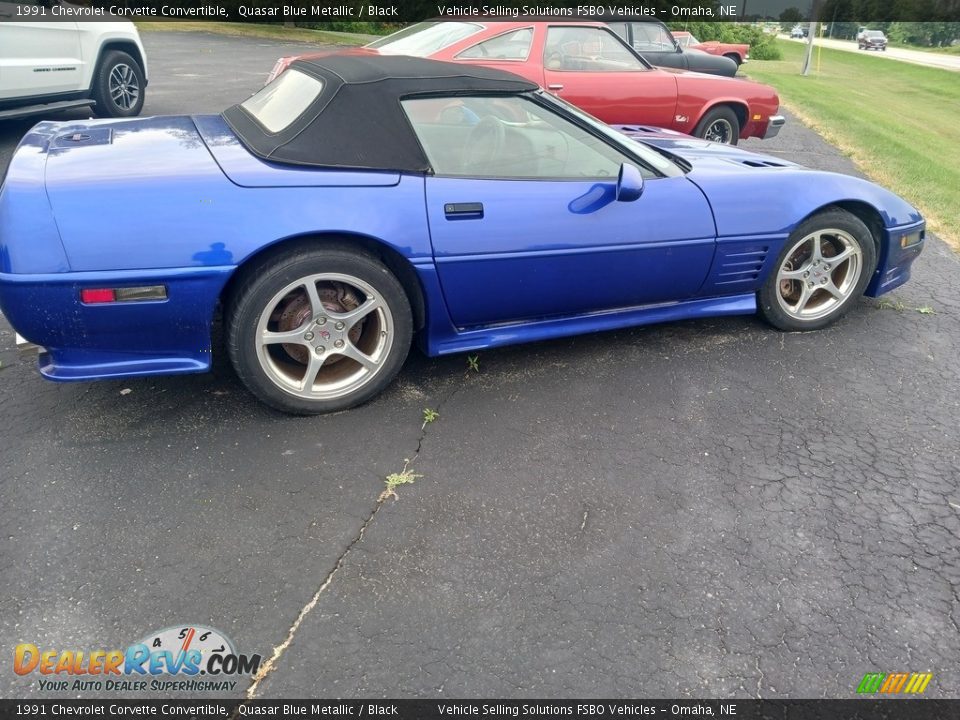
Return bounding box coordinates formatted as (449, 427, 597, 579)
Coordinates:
(716, 246, 769, 285)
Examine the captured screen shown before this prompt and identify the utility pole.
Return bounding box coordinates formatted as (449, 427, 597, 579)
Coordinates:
(801, 0, 821, 75)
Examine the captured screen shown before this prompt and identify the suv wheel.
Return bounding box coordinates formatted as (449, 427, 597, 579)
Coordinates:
(91, 50, 145, 118)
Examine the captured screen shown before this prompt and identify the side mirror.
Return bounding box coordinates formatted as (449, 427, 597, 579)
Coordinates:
(616, 163, 644, 202)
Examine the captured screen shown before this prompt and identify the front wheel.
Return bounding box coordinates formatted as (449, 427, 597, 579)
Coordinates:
(693, 106, 740, 145)
(758, 209, 877, 332)
(226, 246, 413, 414)
(91, 50, 145, 118)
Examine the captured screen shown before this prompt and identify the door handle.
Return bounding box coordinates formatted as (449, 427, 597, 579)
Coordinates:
(547, 84, 564, 91)
(444, 202, 484, 220)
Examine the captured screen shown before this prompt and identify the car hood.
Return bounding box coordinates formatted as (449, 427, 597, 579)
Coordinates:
(620, 132, 921, 234)
(665, 67, 776, 99)
(618, 126, 800, 169)
(652, 136, 800, 169)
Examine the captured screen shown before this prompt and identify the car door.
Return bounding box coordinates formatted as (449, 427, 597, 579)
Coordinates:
(401, 94, 716, 328)
(626, 22, 688, 71)
(540, 24, 677, 128)
(0, 2, 81, 99)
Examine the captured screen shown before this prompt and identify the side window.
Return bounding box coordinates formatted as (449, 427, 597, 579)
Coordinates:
(543, 26, 645, 72)
(402, 95, 641, 180)
(457, 28, 533, 60)
(607, 23, 628, 42)
(630, 23, 675, 52)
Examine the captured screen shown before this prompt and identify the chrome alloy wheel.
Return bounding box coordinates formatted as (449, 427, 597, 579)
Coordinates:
(108, 63, 140, 111)
(255, 273, 393, 400)
(775, 228, 863, 321)
(704, 118, 734, 144)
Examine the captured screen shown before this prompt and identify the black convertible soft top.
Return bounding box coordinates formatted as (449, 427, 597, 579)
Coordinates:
(222, 54, 538, 173)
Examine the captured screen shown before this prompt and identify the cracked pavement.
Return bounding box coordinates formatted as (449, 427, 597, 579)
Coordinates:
(1, 31, 958, 700)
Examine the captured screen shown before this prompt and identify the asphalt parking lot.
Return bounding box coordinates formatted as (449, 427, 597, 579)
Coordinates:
(1, 31, 959, 699)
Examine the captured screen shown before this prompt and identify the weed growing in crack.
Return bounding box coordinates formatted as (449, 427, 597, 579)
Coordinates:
(381, 459, 422, 502)
(876, 299, 906, 311)
(467, 354, 480, 372)
(876, 298, 936, 315)
(422, 408, 439, 427)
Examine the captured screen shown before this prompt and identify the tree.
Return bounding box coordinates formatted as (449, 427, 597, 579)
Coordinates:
(779, 7, 804, 30)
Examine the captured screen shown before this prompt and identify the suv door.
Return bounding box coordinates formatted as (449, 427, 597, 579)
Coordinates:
(0, 2, 82, 99)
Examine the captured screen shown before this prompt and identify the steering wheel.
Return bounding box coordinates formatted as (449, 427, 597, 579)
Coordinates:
(464, 117, 506, 172)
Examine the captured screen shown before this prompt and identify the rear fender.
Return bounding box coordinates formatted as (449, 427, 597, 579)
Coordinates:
(0, 124, 70, 274)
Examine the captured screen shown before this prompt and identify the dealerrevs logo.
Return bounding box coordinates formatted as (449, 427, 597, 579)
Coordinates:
(14, 625, 262, 693)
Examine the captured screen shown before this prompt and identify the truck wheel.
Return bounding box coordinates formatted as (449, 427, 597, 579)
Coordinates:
(91, 50, 145, 118)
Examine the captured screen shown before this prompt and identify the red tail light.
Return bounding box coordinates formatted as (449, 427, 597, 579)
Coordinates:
(80, 288, 116, 304)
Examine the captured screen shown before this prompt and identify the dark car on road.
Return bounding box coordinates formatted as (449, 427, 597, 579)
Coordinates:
(608, 20, 739, 77)
(859, 30, 888, 51)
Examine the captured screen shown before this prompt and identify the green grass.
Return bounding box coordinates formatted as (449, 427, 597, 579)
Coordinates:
(746, 39, 960, 248)
(135, 21, 375, 45)
(892, 43, 960, 55)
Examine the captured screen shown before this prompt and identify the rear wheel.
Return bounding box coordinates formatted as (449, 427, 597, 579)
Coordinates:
(758, 209, 877, 332)
(91, 50, 145, 118)
(694, 106, 740, 145)
(226, 246, 412, 414)
(724, 53, 742, 66)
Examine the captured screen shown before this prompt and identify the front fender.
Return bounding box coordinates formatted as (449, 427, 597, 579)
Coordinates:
(688, 169, 922, 237)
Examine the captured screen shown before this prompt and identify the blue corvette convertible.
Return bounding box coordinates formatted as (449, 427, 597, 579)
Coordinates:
(0, 55, 924, 414)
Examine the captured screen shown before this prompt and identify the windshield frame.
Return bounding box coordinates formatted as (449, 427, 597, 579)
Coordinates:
(534, 90, 684, 178)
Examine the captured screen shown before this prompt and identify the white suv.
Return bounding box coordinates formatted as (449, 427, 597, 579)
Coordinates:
(0, 0, 148, 120)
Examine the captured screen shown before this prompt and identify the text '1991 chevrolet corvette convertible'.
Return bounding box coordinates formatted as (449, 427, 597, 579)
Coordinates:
(0, 56, 924, 414)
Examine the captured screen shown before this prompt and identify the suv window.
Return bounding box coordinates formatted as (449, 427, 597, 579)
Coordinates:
(240, 69, 323, 133)
(457, 28, 534, 60)
(402, 95, 644, 180)
(544, 26, 645, 72)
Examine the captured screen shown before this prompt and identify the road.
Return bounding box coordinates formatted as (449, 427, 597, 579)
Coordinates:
(784, 34, 960, 72)
(1, 31, 959, 700)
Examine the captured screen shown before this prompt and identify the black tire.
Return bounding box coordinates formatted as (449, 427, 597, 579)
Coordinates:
(724, 53, 742, 66)
(693, 106, 740, 145)
(226, 245, 413, 415)
(91, 50, 145, 118)
(758, 208, 878, 332)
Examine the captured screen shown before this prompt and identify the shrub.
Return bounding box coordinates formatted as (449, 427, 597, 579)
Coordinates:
(750, 43, 783, 60)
